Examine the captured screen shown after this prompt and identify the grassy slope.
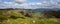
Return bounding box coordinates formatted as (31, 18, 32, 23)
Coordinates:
(0, 10, 60, 24)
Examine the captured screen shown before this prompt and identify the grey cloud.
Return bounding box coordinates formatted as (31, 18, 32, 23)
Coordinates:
(13, 0, 27, 4)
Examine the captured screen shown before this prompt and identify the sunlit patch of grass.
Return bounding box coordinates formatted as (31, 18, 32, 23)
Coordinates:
(4, 18, 34, 24)
(1, 18, 60, 24)
(2, 16, 60, 24)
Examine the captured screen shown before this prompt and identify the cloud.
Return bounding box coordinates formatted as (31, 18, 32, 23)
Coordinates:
(0, 1, 27, 8)
(3, 2, 14, 6)
(0, 2, 59, 9)
(0, 0, 60, 9)
(13, 0, 27, 4)
(0, 2, 18, 8)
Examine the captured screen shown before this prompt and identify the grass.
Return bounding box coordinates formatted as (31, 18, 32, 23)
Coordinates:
(1, 17, 60, 24)
(0, 10, 60, 24)
(2, 18, 33, 24)
(37, 18, 60, 24)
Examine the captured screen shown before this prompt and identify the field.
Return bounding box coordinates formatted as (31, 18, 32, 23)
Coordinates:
(0, 9, 60, 24)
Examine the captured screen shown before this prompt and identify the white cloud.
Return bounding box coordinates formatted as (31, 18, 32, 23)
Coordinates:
(0, 0, 60, 9)
(0, 2, 59, 9)
(4, 2, 14, 6)
(0, 1, 27, 8)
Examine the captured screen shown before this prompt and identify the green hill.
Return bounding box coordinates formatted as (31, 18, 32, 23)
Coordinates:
(0, 9, 60, 24)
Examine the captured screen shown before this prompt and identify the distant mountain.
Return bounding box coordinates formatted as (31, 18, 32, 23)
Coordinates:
(0, 8, 60, 12)
(31, 8, 60, 12)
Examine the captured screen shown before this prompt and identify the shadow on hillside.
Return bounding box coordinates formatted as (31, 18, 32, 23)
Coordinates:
(42, 10, 60, 18)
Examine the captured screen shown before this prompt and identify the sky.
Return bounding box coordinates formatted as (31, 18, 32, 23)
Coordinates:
(0, 0, 60, 9)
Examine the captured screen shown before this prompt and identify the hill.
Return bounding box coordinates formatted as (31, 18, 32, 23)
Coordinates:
(0, 8, 60, 24)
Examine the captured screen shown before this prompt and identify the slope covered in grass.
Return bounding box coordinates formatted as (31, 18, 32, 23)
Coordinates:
(0, 9, 60, 24)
